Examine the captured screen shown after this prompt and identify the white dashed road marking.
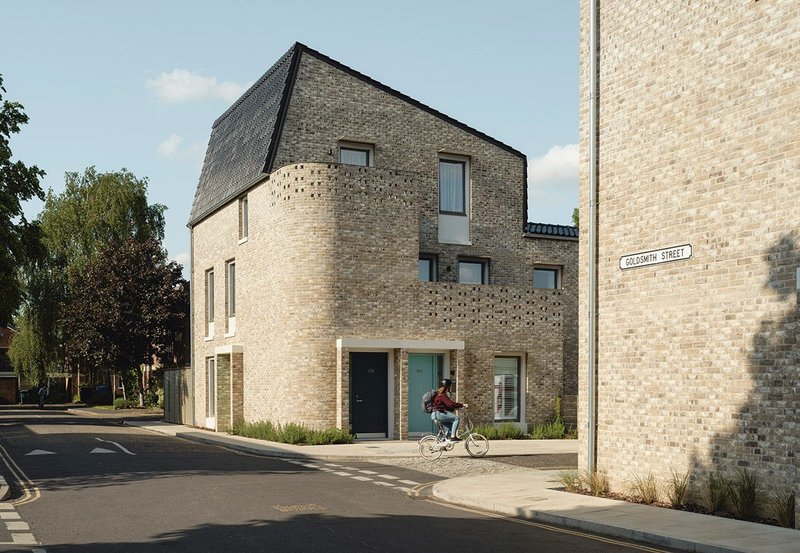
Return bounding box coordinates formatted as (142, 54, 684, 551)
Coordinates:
(283, 458, 426, 494)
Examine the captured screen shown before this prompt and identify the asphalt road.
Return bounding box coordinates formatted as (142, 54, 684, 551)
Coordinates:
(0, 407, 677, 552)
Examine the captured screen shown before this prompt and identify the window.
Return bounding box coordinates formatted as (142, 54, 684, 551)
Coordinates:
(238, 195, 248, 240)
(494, 357, 520, 422)
(226, 260, 236, 335)
(206, 357, 216, 418)
(439, 159, 466, 215)
(205, 268, 215, 336)
(533, 266, 561, 289)
(339, 142, 373, 167)
(458, 259, 488, 285)
(418, 254, 437, 282)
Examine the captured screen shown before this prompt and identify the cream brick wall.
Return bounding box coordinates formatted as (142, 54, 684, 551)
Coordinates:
(579, 0, 799, 519)
(191, 50, 578, 438)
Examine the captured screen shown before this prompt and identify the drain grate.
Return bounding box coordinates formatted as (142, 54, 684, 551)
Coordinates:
(272, 503, 325, 513)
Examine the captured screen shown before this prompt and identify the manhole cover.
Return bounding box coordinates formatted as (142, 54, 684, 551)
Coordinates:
(272, 503, 325, 513)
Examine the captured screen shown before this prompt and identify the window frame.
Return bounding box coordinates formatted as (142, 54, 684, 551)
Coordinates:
(438, 157, 468, 216)
(205, 268, 215, 337)
(458, 258, 488, 285)
(533, 265, 562, 289)
(238, 195, 249, 241)
(338, 141, 374, 167)
(206, 357, 216, 418)
(225, 260, 236, 335)
(418, 254, 438, 282)
(493, 356, 521, 423)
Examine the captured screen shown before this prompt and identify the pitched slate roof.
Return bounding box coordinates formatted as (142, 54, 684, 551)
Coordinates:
(188, 44, 298, 226)
(524, 222, 579, 239)
(188, 42, 526, 227)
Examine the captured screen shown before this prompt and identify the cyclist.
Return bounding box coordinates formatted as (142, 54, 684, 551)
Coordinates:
(431, 379, 468, 442)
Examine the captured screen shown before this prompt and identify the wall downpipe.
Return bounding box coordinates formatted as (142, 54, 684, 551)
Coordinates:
(587, 0, 600, 474)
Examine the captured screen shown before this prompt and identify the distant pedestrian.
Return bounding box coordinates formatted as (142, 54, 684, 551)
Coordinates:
(37, 384, 48, 409)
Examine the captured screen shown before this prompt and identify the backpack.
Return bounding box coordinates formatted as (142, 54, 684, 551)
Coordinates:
(421, 389, 437, 413)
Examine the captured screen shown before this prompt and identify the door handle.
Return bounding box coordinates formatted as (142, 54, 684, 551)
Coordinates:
(356, 399, 364, 403)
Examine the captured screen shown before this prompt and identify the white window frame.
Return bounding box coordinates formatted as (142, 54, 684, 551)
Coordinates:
(533, 265, 562, 289)
(238, 195, 249, 242)
(225, 260, 236, 336)
(338, 141, 374, 167)
(205, 268, 215, 339)
(493, 355, 526, 428)
(206, 357, 216, 428)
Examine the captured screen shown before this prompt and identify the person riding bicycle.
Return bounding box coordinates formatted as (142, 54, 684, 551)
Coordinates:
(431, 379, 468, 442)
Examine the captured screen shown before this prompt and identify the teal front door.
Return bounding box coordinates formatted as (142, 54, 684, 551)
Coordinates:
(408, 354, 443, 434)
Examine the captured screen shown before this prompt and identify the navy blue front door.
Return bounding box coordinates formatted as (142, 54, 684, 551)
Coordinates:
(350, 352, 388, 436)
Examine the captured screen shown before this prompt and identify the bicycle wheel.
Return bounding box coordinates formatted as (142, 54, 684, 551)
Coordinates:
(419, 435, 443, 460)
(465, 433, 489, 458)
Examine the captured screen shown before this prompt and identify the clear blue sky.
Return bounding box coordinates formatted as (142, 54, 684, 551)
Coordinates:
(3, 0, 579, 273)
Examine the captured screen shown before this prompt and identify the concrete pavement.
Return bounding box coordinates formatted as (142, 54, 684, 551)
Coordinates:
(115, 419, 798, 553)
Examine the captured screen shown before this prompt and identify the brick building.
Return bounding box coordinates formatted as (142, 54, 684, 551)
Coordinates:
(189, 43, 577, 439)
(579, 1, 798, 522)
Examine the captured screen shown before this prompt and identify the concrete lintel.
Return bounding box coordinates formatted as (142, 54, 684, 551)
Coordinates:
(214, 344, 244, 355)
(336, 338, 464, 351)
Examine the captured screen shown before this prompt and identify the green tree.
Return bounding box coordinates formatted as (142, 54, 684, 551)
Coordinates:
(40, 166, 165, 283)
(12, 167, 167, 389)
(63, 238, 188, 406)
(572, 207, 579, 228)
(0, 75, 46, 324)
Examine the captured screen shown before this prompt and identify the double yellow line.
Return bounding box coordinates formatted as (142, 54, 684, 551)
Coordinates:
(0, 442, 40, 506)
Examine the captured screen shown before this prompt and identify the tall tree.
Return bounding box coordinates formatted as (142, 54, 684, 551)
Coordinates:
(40, 166, 166, 283)
(11, 167, 167, 388)
(63, 238, 188, 405)
(572, 207, 579, 228)
(0, 74, 46, 324)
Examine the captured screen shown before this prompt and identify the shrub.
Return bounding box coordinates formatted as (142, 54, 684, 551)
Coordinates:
(724, 469, 759, 520)
(557, 470, 584, 493)
(496, 422, 525, 439)
(629, 473, 659, 504)
(768, 490, 796, 529)
(279, 423, 308, 445)
(230, 420, 354, 445)
(530, 420, 567, 439)
(664, 468, 690, 508)
(472, 423, 526, 440)
(582, 470, 609, 496)
(113, 398, 137, 410)
(703, 471, 727, 513)
(306, 428, 354, 445)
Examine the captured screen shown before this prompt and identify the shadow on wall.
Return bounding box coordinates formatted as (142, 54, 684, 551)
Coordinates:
(691, 232, 798, 521)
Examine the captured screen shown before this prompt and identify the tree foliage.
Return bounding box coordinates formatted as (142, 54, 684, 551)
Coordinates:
(40, 166, 166, 283)
(63, 238, 188, 404)
(572, 207, 579, 228)
(0, 74, 45, 324)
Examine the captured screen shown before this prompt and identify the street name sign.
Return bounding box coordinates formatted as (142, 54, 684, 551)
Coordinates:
(619, 244, 692, 270)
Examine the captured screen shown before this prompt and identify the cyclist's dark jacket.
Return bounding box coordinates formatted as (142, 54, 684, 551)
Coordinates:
(432, 392, 463, 413)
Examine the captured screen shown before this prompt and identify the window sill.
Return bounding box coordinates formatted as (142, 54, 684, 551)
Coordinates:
(224, 332, 236, 338)
(238, 237, 248, 245)
(204, 335, 214, 342)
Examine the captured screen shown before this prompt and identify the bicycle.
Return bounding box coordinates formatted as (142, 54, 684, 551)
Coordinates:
(418, 406, 489, 459)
